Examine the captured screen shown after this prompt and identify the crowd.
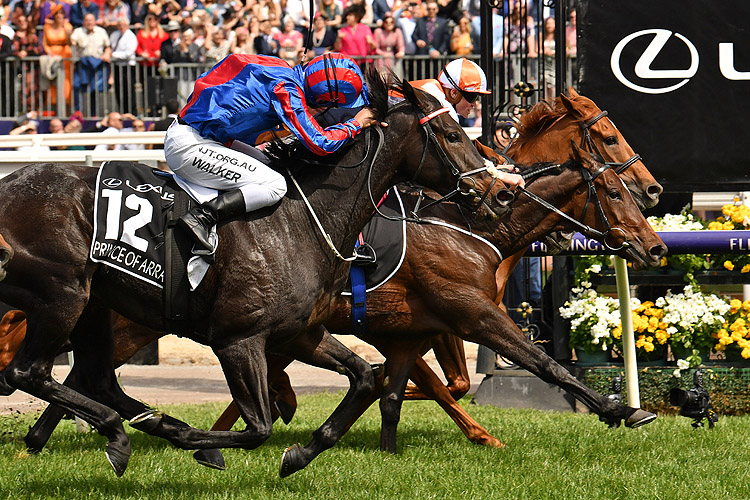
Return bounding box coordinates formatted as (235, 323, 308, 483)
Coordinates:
(1, 0, 578, 131)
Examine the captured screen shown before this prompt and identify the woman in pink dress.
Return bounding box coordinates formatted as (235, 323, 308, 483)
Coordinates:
(334, 4, 374, 68)
(274, 17, 303, 66)
(372, 11, 404, 75)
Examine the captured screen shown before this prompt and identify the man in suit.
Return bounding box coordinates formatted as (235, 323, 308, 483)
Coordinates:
(410, 0, 450, 79)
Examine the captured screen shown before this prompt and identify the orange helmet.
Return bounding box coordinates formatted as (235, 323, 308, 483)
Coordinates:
(437, 58, 491, 102)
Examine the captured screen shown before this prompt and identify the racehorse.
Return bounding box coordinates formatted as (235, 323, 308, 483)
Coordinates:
(0, 71, 507, 477)
(8, 89, 664, 459)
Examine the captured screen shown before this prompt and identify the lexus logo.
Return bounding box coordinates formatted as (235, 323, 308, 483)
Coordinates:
(610, 29, 699, 94)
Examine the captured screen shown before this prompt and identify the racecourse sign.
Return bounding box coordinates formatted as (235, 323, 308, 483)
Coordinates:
(577, 0, 750, 189)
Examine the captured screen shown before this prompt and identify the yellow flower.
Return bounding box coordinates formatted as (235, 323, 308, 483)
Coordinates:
(743, 347, 750, 360)
(654, 330, 669, 344)
(612, 326, 622, 339)
(715, 343, 726, 351)
(731, 299, 742, 313)
(742, 265, 750, 274)
(725, 260, 735, 271)
(743, 300, 750, 312)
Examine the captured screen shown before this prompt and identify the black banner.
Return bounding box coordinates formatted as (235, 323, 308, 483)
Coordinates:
(578, 0, 750, 190)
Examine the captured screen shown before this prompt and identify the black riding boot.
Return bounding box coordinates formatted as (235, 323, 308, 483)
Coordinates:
(178, 189, 246, 254)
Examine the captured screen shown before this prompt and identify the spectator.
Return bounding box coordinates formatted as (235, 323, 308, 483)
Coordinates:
(160, 19, 182, 63)
(541, 15, 555, 99)
(306, 12, 336, 58)
(136, 14, 168, 67)
(110, 16, 137, 113)
(317, 0, 341, 29)
(220, 1, 245, 31)
(99, 0, 130, 34)
(48, 117, 64, 133)
(275, 16, 302, 66)
(282, 0, 310, 35)
(171, 26, 200, 62)
(1, 0, 10, 25)
(10, 119, 51, 151)
(411, 0, 449, 78)
(93, 111, 135, 150)
(10, 0, 40, 31)
(230, 25, 256, 54)
(130, 0, 149, 28)
(70, 13, 111, 113)
(70, 0, 99, 28)
(372, 11, 404, 75)
(254, 17, 278, 56)
(334, 4, 375, 68)
(12, 14, 42, 111)
(123, 118, 147, 150)
(177, 0, 204, 19)
(0, 27, 11, 62)
(371, 0, 390, 25)
(412, 0, 449, 57)
(394, 1, 418, 56)
(347, 0, 373, 25)
(40, 0, 70, 25)
(202, 25, 230, 65)
(252, 0, 281, 28)
(449, 15, 476, 56)
(506, 0, 537, 58)
(59, 118, 86, 151)
(565, 8, 576, 57)
(42, 5, 73, 112)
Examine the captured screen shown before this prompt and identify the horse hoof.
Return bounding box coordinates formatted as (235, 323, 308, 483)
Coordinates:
(625, 409, 657, 428)
(0, 373, 15, 396)
(193, 449, 226, 470)
(105, 442, 131, 477)
(279, 444, 306, 478)
(274, 399, 296, 425)
(24, 433, 46, 454)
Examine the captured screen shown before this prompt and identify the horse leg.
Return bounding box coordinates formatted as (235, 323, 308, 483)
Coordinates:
(4, 309, 132, 476)
(377, 347, 420, 453)
(455, 301, 654, 428)
(0, 310, 27, 395)
(403, 333, 470, 401)
(24, 313, 170, 456)
(409, 356, 504, 448)
(277, 326, 377, 477)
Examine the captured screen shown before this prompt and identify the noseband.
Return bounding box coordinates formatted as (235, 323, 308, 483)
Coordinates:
(580, 110, 641, 174)
(517, 162, 629, 252)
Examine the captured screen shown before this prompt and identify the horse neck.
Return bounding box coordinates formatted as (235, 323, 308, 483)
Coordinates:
(287, 117, 413, 259)
(508, 114, 580, 163)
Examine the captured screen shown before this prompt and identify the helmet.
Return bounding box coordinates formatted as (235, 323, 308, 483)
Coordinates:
(437, 58, 491, 96)
(304, 53, 370, 108)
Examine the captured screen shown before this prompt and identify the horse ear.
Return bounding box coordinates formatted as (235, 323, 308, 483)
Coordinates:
(560, 92, 576, 115)
(567, 87, 579, 98)
(402, 79, 417, 103)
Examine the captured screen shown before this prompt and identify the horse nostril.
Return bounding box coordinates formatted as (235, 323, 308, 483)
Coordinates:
(495, 189, 515, 206)
(649, 245, 667, 259)
(647, 184, 663, 199)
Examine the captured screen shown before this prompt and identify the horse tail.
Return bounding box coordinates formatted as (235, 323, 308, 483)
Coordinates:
(0, 233, 13, 282)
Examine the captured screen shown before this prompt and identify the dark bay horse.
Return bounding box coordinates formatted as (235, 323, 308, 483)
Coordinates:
(8, 89, 664, 459)
(0, 73, 506, 477)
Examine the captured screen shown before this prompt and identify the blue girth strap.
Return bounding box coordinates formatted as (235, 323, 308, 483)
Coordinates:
(350, 237, 367, 335)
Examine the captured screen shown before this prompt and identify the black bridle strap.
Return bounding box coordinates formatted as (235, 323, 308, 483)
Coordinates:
(580, 110, 641, 175)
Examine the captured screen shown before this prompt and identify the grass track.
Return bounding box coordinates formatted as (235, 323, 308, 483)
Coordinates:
(2, 392, 750, 499)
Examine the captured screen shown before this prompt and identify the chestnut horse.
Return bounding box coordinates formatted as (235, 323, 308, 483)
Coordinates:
(7, 90, 663, 459)
(0, 74, 507, 477)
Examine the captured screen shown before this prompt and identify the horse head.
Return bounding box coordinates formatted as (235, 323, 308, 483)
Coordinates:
(0, 232, 12, 282)
(566, 143, 666, 269)
(397, 80, 511, 220)
(559, 88, 662, 209)
(512, 88, 662, 210)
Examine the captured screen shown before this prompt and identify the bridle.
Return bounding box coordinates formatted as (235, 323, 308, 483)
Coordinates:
(371, 104, 501, 222)
(516, 161, 630, 252)
(579, 110, 641, 175)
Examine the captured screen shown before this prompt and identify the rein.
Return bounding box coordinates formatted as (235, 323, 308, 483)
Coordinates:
(517, 162, 629, 252)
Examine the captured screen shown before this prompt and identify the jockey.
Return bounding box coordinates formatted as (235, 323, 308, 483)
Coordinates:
(407, 58, 524, 189)
(164, 52, 381, 255)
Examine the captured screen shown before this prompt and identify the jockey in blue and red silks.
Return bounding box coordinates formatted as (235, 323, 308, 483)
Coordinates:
(164, 52, 381, 255)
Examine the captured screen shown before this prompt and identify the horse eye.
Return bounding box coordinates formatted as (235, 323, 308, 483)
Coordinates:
(608, 189, 622, 200)
(447, 132, 461, 143)
(603, 136, 618, 146)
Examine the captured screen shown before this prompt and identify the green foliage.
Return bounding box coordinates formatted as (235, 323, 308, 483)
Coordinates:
(583, 366, 750, 415)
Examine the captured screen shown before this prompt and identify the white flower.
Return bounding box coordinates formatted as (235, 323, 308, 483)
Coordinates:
(673, 369, 682, 378)
(677, 359, 690, 370)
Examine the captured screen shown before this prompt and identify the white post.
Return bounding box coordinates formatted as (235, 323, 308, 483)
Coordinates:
(613, 255, 640, 408)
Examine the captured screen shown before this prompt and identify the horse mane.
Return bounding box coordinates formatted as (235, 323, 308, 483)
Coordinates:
(517, 92, 600, 141)
(265, 66, 394, 166)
